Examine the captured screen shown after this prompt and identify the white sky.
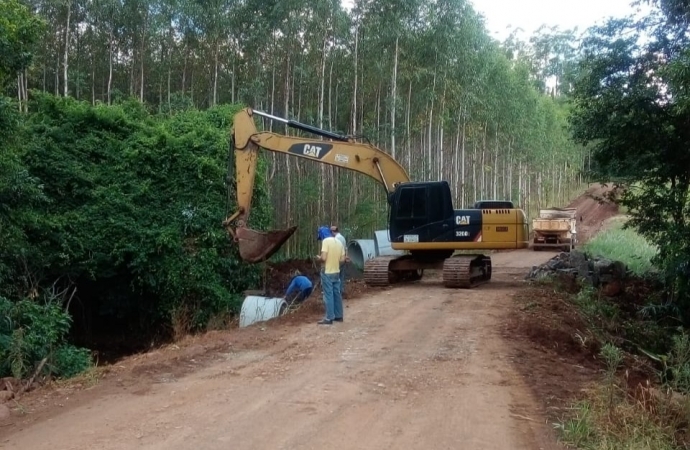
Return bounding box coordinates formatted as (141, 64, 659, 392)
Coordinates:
(341, 0, 646, 41)
(471, 0, 642, 41)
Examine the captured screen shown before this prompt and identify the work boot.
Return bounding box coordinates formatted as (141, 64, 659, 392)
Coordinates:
(317, 319, 333, 325)
(333, 317, 343, 322)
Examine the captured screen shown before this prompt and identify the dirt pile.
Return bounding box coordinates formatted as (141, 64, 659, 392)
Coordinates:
(566, 183, 620, 243)
(263, 259, 321, 297)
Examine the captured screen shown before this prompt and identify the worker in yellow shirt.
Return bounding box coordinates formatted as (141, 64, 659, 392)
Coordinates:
(316, 226, 346, 325)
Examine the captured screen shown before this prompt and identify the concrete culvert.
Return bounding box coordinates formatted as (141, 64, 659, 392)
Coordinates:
(348, 239, 376, 271)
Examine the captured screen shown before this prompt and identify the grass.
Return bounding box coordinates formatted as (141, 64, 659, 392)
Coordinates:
(557, 391, 680, 450)
(583, 219, 658, 276)
(555, 339, 690, 450)
(553, 287, 690, 450)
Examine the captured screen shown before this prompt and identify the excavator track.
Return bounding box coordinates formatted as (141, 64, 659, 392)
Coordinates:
(442, 255, 492, 288)
(363, 257, 395, 287)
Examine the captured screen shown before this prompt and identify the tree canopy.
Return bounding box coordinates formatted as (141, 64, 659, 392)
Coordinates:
(569, 0, 690, 318)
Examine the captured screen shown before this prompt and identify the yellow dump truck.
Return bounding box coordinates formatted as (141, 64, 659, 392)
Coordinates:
(532, 208, 577, 252)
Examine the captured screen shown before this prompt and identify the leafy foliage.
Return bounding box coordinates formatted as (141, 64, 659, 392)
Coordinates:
(569, 1, 690, 321)
(0, 0, 44, 87)
(0, 295, 92, 379)
(0, 94, 272, 357)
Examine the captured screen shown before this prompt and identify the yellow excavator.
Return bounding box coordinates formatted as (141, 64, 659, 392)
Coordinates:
(223, 107, 529, 288)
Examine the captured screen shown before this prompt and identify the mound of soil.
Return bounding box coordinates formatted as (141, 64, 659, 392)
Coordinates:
(263, 259, 322, 297)
(566, 183, 621, 243)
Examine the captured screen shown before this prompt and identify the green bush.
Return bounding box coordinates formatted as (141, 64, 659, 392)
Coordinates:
(0, 296, 92, 379)
(51, 345, 93, 378)
(0, 93, 274, 359)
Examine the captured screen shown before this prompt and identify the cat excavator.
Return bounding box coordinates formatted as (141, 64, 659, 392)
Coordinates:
(223, 107, 529, 288)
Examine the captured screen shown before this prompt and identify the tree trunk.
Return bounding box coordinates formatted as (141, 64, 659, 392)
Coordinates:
(140, 20, 146, 102)
(461, 116, 466, 205)
(428, 69, 437, 179)
(493, 127, 499, 200)
(481, 125, 486, 199)
(182, 45, 188, 93)
(284, 52, 290, 134)
(328, 56, 334, 130)
(213, 41, 219, 106)
(107, 28, 113, 104)
(351, 25, 358, 134)
(406, 80, 412, 172)
(17, 74, 22, 111)
(390, 36, 398, 158)
(270, 38, 276, 131)
(319, 31, 328, 131)
(63, 1, 71, 97)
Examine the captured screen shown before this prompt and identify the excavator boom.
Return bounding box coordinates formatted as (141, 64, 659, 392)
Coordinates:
(224, 107, 410, 263)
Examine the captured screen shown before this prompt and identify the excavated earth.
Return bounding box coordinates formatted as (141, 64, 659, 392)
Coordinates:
(0, 184, 620, 450)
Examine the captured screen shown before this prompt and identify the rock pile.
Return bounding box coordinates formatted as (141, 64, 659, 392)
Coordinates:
(526, 250, 627, 296)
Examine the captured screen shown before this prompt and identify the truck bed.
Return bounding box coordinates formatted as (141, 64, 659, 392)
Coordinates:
(532, 218, 574, 232)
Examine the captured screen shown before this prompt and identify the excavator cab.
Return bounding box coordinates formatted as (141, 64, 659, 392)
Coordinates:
(388, 181, 455, 243)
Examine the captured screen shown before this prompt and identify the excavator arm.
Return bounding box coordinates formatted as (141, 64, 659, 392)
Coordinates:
(223, 107, 410, 263)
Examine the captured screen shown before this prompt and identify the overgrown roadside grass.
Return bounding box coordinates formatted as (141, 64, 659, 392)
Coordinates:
(556, 336, 690, 450)
(545, 221, 690, 449)
(583, 218, 658, 276)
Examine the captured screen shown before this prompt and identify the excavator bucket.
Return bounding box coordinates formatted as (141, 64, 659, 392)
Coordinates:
(235, 226, 298, 263)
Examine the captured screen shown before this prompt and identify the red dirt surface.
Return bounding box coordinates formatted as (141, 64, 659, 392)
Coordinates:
(566, 183, 621, 243)
(503, 282, 603, 422)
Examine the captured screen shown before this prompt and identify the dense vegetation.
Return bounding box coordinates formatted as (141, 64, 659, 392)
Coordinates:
(570, 0, 690, 323)
(553, 1, 690, 446)
(1, 92, 273, 376)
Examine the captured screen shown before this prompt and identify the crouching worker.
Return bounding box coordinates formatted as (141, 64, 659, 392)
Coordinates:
(285, 270, 313, 306)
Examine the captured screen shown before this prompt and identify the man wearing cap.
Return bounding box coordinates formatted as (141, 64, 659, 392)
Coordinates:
(330, 225, 348, 295)
(316, 226, 345, 325)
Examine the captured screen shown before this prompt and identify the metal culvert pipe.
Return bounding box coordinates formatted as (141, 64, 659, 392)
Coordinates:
(347, 239, 377, 270)
(239, 296, 288, 328)
(374, 230, 404, 257)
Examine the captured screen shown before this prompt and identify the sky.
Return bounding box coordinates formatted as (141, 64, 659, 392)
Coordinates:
(471, 0, 642, 41)
(341, 0, 646, 41)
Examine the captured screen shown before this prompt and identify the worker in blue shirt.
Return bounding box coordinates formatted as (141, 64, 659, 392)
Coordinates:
(285, 270, 313, 305)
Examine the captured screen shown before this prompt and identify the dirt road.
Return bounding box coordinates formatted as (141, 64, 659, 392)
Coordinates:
(2, 249, 566, 450)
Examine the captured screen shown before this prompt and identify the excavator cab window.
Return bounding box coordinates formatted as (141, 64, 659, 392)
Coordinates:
(397, 187, 427, 218)
(390, 182, 453, 241)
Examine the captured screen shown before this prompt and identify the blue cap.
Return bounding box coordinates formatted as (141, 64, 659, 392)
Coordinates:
(317, 226, 331, 240)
